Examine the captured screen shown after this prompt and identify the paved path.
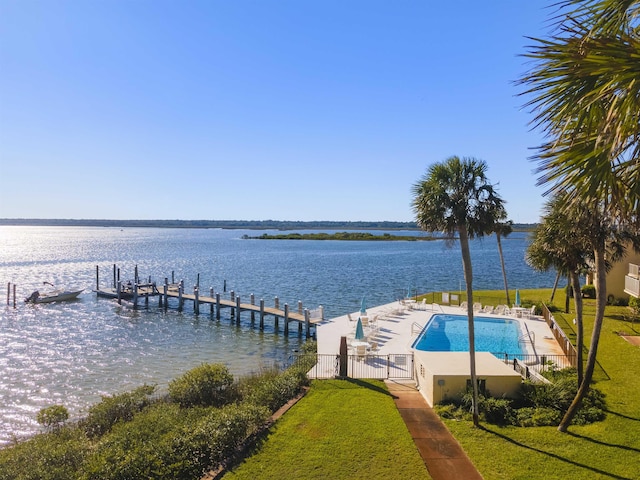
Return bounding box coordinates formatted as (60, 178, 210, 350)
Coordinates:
(386, 381, 483, 480)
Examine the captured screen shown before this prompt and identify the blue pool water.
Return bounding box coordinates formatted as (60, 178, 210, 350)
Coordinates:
(412, 314, 525, 355)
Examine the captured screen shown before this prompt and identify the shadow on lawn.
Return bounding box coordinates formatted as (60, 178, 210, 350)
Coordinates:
(567, 431, 640, 454)
(345, 378, 397, 398)
(604, 408, 640, 422)
(480, 425, 634, 480)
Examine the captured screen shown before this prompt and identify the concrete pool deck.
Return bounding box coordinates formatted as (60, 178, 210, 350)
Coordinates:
(316, 300, 565, 358)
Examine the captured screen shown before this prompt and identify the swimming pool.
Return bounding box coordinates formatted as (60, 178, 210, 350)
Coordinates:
(412, 314, 525, 355)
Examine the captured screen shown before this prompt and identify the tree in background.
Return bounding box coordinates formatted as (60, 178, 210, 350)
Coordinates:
(493, 219, 513, 306)
(412, 156, 505, 427)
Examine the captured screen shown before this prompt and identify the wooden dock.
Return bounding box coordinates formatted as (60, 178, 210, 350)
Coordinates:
(94, 265, 323, 338)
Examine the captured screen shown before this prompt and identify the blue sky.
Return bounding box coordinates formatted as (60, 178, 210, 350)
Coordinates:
(0, 1, 557, 223)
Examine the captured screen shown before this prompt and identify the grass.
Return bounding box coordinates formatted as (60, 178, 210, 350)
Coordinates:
(221, 379, 431, 480)
(224, 288, 640, 480)
(441, 288, 640, 480)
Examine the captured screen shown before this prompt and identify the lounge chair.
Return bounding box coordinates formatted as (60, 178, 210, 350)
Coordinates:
(356, 344, 367, 360)
(460, 301, 468, 310)
(473, 302, 483, 312)
(369, 342, 378, 352)
(493, 305, 507, 315)
(480, 305, 494, 314)
(348, 313, 355, 322)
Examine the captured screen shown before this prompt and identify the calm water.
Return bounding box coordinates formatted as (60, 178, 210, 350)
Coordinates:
(412, 314, 524, 355)
(0, 226, 553, 444)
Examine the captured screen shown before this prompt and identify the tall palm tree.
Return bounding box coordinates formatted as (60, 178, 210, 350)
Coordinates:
(526, 195, 593, 385)
(519, 0, 640, 432)
(412, 156, 505, 427)
(493, 219, 513, 305)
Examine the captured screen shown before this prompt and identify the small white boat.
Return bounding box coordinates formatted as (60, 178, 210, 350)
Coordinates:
(25, 282, 84, 304)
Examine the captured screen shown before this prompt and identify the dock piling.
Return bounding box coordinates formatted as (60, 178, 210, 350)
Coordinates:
(305, 309, 310, 338)
(194, 286, 199, 315)
(260, 299, 265, 329)
(284, 303, 289, 335)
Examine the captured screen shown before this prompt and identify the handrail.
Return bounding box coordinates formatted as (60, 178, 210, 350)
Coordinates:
(411, 322, 424, 336)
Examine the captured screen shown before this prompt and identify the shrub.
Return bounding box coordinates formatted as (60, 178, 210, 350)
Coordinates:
(36, 405, 69, 432)
(436, 369, 606, 427)
(581, 284, 596, 298)
(169, 363, 234, 408)
(241, 367, 309, 412)
(300, 339, 317, 354)
(84, 403, 193, 480)
(82, 384, 155, 438)
(0, 428, 90, 480)
(516, 407, 562, 427)
(481, 397, 515, 425)
(169, 403, 270, 477)
(629, 296, 640, 316)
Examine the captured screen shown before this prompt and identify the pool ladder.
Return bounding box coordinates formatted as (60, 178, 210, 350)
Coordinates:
(411, 322, 424, 336)
(518, 331, 535, 345)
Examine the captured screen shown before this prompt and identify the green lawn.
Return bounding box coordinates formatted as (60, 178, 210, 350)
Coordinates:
(221, 379, 431, 480)
(223, 288, 640, 480)
(444, 288, 640, 480)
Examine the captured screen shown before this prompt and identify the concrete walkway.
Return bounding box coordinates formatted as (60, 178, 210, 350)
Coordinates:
(386, 381, 483, 480)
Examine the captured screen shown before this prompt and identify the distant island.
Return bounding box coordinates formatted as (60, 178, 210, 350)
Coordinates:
(244, 232, 443, 241)
(0, 219, 537, 231)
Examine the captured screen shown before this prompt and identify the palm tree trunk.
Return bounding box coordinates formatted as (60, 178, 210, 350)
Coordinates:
(558, 246, 606, 432)
(550, 270, 561, 302)
(496, 233, 510, 305)
(459, 227, 479, 427)
(569, 271, 584, 385)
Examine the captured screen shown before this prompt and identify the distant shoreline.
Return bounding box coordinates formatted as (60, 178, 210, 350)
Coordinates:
(243, 232, 446, 241)
(0, 218, 536, 231)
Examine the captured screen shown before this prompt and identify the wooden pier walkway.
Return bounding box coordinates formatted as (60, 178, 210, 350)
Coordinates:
(94, 265, 322, 338)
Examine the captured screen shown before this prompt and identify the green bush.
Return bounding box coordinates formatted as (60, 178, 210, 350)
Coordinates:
(435, 368, 606, 427)
(169, 363, 234, 408)
(82, 384, 155, 438)
(37, 405, 69, 432)
(0, 428, 90, 480)
(83, 403, 193, 480)
(170, 403, 270, 477)
(516, 407, 562, 427)
(484, 397, 515, 425)
(629, 296, 640, 316)
(240, 367, 309, 412)
(581, 284, 596, 298)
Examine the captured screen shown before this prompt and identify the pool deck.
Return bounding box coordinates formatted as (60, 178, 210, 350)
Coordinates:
(316, 300, 565, 358)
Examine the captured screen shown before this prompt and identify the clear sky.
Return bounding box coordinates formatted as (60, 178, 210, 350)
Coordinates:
(0, 1, 557, 223)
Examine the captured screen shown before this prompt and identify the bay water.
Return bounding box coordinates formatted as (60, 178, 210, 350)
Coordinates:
(0, 226, 554, 444)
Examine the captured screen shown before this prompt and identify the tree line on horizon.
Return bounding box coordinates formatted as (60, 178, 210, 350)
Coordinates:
(0, 218, 537, 230)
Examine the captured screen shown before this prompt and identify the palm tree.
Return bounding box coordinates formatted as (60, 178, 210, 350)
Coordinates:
(526, 195, 593, 385)
(519, 0, 640, 432)
(412, 156, 505, 427)
(493, 219, 513, 305)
